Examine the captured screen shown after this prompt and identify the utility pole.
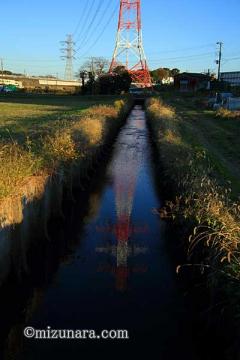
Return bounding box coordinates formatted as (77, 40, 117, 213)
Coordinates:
(216, 42, 223, 81)
(61, 34, 75, 81)
(56, 72, 58, 91)
(80, 71, 87, 93)
(89, 57, 95, 95)
(91, 57, 94, 76)
(1, 58, 4, 85)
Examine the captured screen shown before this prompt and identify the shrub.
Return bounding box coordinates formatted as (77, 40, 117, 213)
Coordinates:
(43, 130, 78, 166)
(0, 142, 42, 198)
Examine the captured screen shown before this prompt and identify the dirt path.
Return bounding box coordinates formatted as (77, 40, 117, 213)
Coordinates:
(173, 101, 240, 198)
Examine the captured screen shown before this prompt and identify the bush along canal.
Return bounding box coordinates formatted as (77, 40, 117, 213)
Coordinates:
(146, 97, 240, 360)
(0, 103, 202, 360)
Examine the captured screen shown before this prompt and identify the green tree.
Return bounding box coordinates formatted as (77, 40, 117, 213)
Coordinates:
(170, 68, 180, 77)
(151, 67, 180, 83)
(150, 68, 169, 83)
(97, 66, 132, 95)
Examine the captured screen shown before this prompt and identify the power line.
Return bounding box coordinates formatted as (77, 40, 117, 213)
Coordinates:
(4, 51, 239, 64)
(76, 51, 240, 63)
(224, 56, 240, 62)
(76, 0, 113, 53)
(167, 52, 214, 60)
(74, 0, 96, 43)
(3, 52, 221, 70)
(75, 0, 105, 49)
(72, 0, 90, 36)
(6, 59, 63, 63)
(147, 52, 215, 62)
(76, 2, 118, 59)
(147, 43, 216, 55)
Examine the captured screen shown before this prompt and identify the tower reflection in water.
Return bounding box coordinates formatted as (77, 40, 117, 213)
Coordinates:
(96, 106, 149, 292)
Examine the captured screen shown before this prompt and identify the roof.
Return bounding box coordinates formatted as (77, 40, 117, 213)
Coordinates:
(221, 71, 240, 75)
(174, 72, 210, 80)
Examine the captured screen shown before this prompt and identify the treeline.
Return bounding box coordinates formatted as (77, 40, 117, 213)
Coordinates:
(81, 66, 132, 95)
(1, 70, 23, 76)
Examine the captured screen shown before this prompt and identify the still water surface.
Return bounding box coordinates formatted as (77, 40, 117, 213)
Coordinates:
(0, 105, 198, 359)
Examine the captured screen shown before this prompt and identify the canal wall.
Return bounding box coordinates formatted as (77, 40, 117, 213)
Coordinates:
(0, 102, 199, 360)
(0, 98, 134, 287)
(145, 97, 240, 360)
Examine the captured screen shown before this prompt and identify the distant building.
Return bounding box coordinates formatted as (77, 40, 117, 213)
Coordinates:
(220, 71, 240, 87)
(161, 76, 174, 85)
(0, 78, 23, 88)
(0, 75, 81, 93)
(38, 79, 81, 88)
(174, 72, 211, 92)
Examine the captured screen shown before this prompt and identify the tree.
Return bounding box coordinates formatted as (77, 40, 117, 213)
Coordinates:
(3, 70, 13, 75)
(94, 57, 109, 75)
(170, 68, 180, 77)
(97, 66, 132, 95)
(150, 68, 169, 83)
(150, 67, 180, 83)
(80, 71, 87, 94)
(79, 57, 109, 77)
(79, 62, 132, 95)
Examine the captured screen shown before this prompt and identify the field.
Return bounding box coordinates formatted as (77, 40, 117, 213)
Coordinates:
(165, 95, 240, 199)
(0, 94, 123, 141)
(0, 94, 129, 201)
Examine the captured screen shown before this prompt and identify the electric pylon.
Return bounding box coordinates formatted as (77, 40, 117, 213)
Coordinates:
(109, 0, 152, 88)
(61, 34, 75, 81)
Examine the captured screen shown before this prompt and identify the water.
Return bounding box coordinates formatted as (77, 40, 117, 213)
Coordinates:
(0, 105, 198, 359)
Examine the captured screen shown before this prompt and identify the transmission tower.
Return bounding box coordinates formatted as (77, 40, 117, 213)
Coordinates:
(61, 34, 75, 81)
(109, 0, 152, 88)
(96, 113, 148, 291)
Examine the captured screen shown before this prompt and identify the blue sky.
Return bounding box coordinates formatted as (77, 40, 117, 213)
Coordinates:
(0, 0, 240, 78)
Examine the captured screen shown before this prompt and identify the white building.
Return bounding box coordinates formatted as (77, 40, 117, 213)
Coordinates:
(38, 79, 81, 87)
(0, 78, 23, 88)
(161, 76, 174, 85)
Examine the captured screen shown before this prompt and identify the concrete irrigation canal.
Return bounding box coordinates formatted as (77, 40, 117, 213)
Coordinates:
(0, 104, 199, 359)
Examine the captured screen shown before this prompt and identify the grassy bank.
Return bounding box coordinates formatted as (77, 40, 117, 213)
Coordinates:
(146, 96, 240, 357)
(0, 94, 132, 222)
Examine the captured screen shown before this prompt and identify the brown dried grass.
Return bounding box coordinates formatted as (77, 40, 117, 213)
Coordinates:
(216, 108, 240, 119)
(146, 97, 240, 281)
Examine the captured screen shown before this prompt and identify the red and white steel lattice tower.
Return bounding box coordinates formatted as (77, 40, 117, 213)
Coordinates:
(109, 0, 152, 87)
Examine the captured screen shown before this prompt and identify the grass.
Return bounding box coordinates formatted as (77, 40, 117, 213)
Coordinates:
(164, 95, 240, 199)
(0, 94, 122, 141)
(146, 95, 240, 358)
(146, 97, 240, 283)
(0, 94, 130, 201)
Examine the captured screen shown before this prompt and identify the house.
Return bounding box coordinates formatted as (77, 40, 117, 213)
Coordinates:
(220, 71, 240, 87)
(174, 72, 211, 92)
(161, 76, 174, 85)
